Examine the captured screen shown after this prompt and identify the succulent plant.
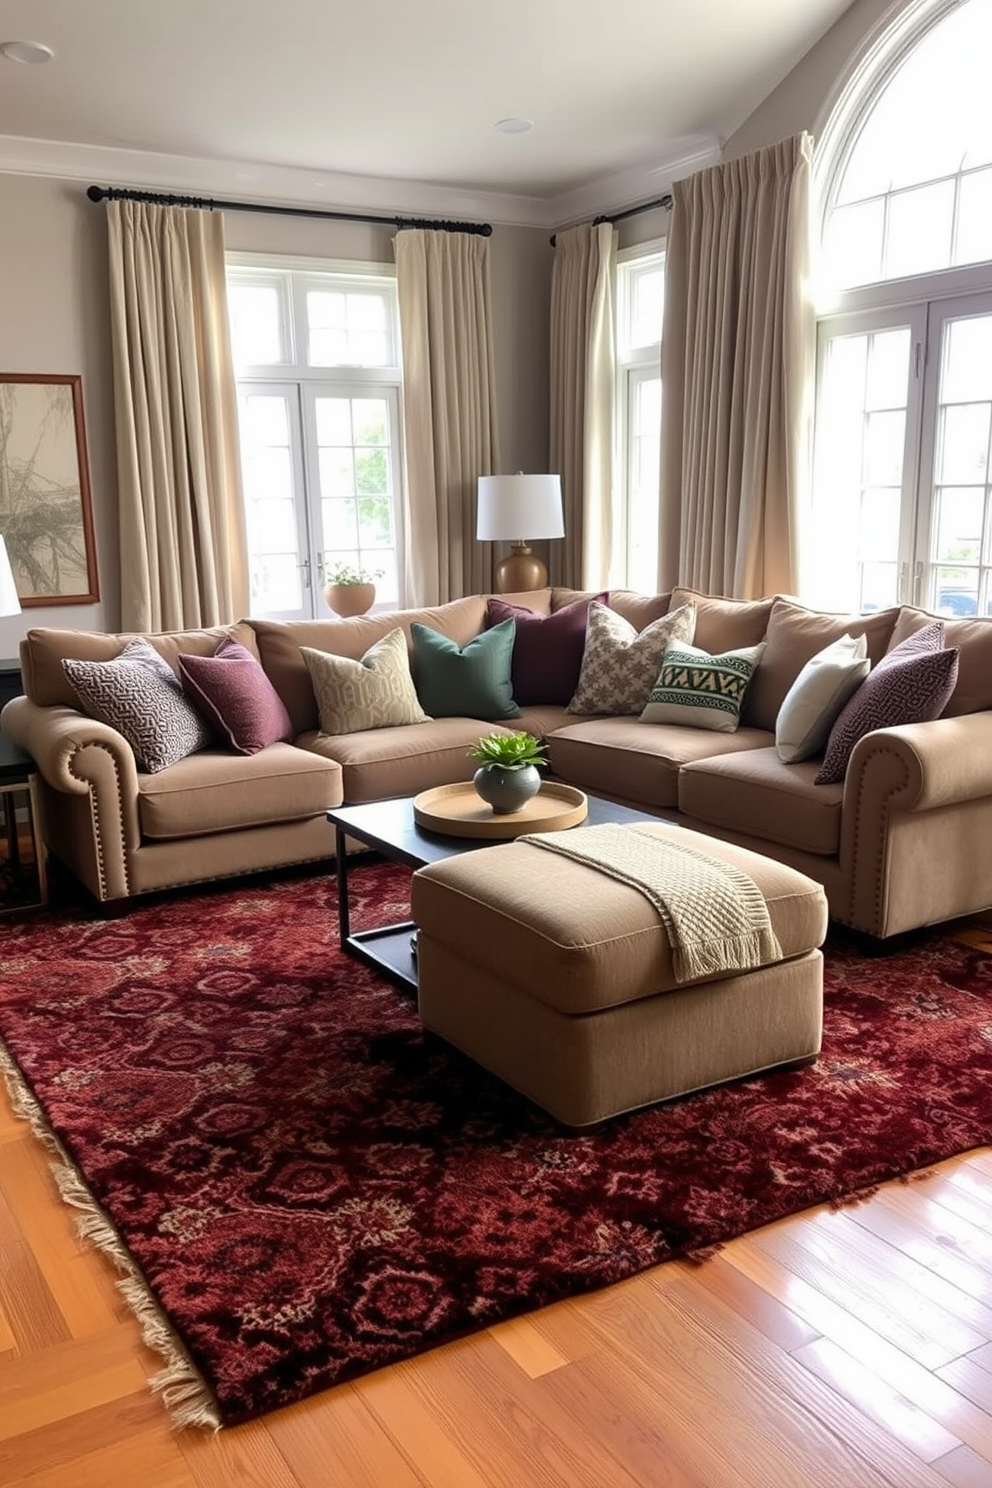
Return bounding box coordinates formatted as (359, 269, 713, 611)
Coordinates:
(466, 730, 548, 772)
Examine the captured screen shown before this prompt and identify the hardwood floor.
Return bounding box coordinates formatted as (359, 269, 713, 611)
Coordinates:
(4, 928, 992, 1487)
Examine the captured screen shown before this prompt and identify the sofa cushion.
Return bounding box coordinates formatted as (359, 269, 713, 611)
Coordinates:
(486, 591, 605, 706)
(567, 600, 696, 716)
(62, 637, 214, 774)
(775, 633, 870, 763)
(298, 718, 518, 804)
(249, 597, 491, 735)
(178, 636, 294, 755)
(546, 717, 772, 810)
(889, 605, 992, 716)
(670, 589, 773, 654)
(640, 640, 765, 732)
(679, 749, 844, 857)
(411, 619, 520, 719)
(302, 629, 430, 735)
(137, 742, 341, 839)
(816, 623, 959, 784)
(744, 599, 900, 731)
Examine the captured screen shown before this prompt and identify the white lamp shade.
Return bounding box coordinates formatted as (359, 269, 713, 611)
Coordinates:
(477, 474, 564, 543)
(0, 535, 20, 617)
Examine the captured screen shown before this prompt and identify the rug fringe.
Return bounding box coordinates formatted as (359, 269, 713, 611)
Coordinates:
(0, 1039, 222, 1431)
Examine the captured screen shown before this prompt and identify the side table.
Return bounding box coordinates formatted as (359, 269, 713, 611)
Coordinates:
(0, 732, 48, 913)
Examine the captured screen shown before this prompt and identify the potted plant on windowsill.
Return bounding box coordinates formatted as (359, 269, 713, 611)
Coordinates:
(324, 562, 385, 618)
(467, 730, 548, 814)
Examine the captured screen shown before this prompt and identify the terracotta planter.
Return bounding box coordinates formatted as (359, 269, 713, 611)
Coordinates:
(325, 583, 375, 617)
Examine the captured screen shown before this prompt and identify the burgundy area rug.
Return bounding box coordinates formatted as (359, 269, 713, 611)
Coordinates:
(2, 863, 992, 1427)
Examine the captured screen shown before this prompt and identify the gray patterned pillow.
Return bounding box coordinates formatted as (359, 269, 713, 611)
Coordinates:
(62, 637, 214, 773)
(567, 600, 697, 715)
(302, 628, 431, 734)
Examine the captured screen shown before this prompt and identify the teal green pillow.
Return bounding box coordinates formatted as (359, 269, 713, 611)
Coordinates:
(411, 620, 521, 719)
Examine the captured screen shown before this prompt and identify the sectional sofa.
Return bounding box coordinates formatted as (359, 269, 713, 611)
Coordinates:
(3, 584, 992, 940)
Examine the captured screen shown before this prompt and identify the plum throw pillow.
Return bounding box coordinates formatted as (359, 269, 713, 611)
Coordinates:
(411, 619, 520, 719)
(62, 636, 214, 774)
(815, 623, 958, 784)
(486, 592, 606, 706)
(301, 629, 430, 735)
(567, 600, 697, 715)
(775, 633, 870, 763)
(178, 636, 293, 755)
(640, 640, 766, 732)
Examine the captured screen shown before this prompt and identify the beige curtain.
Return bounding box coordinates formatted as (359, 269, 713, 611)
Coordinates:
(659, 134, 813, 599)
(394, 230, 499, 607)
(107, 201, 249, 631)
(549, 222, 617, 589)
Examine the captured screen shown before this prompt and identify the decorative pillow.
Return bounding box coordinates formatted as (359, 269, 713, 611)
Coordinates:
(411, 619, 520, 719)
(62, 637, 214, 774)
(301, 629, 430, 735)
(815, 624, 958, 784)
(567, 601, 697, 715)
(178, 636, 293, 755)
(775, 633, 870, 763)
(486, 592, 606, 706)
(641, 640, 766, 732)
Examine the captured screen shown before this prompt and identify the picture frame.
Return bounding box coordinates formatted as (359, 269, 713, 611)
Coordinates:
(0, 373, 100, 606)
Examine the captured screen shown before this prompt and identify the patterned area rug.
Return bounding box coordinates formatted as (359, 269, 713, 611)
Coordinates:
(2, 862, 992, 1427)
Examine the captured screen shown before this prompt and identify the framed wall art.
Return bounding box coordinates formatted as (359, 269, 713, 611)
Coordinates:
(0, 372, 100, 606)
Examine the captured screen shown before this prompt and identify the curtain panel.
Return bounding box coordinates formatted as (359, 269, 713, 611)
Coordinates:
(106, 201, 248, 631)
(394, 230, 499, 607)
(658, 133, 813, 599)
(549, 222, 617, 590)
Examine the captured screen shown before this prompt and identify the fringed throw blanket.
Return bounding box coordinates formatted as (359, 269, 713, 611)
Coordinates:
(521, 824, 782, 984)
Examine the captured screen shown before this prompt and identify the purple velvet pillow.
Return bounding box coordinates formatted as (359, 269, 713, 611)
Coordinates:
(815, 623, 958, 784)
(486, 592, 607, 706)
(178, 637, 294, 755)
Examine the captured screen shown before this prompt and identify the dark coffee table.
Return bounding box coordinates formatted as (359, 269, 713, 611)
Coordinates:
(326, 790, 661, 991)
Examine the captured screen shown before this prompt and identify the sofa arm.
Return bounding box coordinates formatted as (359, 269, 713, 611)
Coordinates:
(840, 712, 992, 934)
(1, 695, 142, 901)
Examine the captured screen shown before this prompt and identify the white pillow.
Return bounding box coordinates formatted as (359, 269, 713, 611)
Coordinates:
(775, 633, 870, 763)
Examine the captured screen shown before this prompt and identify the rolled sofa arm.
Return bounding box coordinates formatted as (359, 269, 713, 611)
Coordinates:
(840, 712, 992, 935)
(1, 695, 142, 901)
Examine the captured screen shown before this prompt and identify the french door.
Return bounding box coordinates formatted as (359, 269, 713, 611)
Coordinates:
(809, 290, 992, 618)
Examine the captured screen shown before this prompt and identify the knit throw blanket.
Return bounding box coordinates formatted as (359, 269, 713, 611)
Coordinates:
(520, 824, 782, 984)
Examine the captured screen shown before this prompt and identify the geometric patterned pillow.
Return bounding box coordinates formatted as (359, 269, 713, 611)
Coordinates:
(567, 600, 697, 715)
(301, 628, 431, 735)
(62, 637, 215, 774)
(640, 640, 766, 732)
(178, 637, 294, 755)
(815, 627, 958, 784)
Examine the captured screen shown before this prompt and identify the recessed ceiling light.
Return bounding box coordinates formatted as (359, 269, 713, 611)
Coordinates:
(495, 118, 533, 135)
(1, 40, 55, 65)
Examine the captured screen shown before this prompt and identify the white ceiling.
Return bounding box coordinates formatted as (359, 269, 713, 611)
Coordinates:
(0, 0, 853, 225)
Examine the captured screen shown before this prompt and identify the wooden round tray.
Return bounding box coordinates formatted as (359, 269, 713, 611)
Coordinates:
(413, 781, 588, 839)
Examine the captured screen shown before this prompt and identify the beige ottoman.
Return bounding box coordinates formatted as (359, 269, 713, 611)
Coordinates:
(410, 823, 828, 1128)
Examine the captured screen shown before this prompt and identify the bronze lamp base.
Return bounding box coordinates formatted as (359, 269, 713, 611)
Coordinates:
(494, 544, 548, 594)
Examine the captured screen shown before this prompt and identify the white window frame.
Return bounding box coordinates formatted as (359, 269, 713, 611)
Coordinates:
(227, 253, 405, 620)
(614, 241, 664, 592)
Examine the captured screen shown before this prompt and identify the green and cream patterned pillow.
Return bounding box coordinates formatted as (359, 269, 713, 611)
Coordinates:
(641, 640, 766, 732)
(567, 600, 697, 715)
(301, 629, 430, 735)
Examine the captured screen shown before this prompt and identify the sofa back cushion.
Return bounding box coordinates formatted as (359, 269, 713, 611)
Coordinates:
(745, 599, 900, 731)
(250, 596, 489, 735)
(20, 622, 260, 709)
(889, 605, 992, 716)
(670, 589, 774, 655)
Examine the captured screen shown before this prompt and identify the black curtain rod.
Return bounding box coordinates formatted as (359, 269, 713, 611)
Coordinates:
(550, 192, 672, 247)
(86, 184, 493, 237)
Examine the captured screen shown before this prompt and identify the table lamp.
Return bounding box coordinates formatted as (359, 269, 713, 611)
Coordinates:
(0, 536, 20, 618)
(477, 473, 564, 593)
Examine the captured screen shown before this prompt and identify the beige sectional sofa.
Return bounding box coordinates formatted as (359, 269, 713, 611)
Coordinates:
(4, 585, 992, 940)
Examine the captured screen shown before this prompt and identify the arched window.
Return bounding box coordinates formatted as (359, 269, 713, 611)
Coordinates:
(807, 0, 992, 616)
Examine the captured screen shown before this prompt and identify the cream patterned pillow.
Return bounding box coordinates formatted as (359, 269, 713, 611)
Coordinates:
(641, 640, 766, 732)
(301, 629, 430, 735)
(775, 633, 870, 763)
(567, 600, 696, 715)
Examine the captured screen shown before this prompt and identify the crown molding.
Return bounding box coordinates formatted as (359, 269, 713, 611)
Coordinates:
(0, 131, 724, 232)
